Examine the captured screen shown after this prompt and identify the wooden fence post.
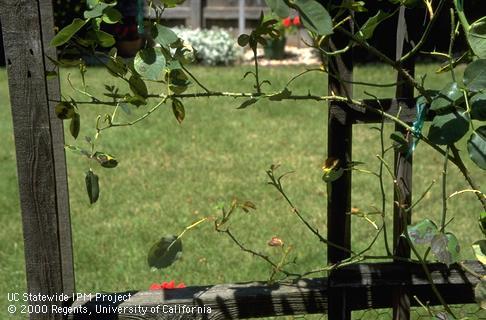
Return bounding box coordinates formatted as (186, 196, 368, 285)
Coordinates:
(0, 1, 75, 319)
(190, 0, 203, 28)
(392, 6, 415, 320)
(326, 4, 353, 320)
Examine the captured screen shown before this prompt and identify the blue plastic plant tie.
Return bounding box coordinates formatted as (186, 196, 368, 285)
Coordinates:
(407, 100, 426, 158)
(137, 0, 144, 34)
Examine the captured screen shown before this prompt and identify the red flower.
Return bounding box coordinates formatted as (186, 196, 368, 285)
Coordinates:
(149, 280, 186, 290)
(282, 17, 292, 28)
(293, 16, 301, 27)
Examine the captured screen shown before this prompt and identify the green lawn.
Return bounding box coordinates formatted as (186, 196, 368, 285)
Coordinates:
(0, 64, 484, 319)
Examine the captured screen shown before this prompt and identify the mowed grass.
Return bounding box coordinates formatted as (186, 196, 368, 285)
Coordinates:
(1, 63, 484, 319)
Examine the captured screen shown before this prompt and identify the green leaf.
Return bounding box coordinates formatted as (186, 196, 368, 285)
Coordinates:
(70, 113, 80, 139)
(65, 145, 90, 157)
(238, 98, 258, 109)
(321, 157, 344, 183)
(84, 2, 111, 19)
(431, 233, 460, 266)
(129, 75, 148, 98)
(472, 240, 486, 265)
(95, 30, 115, 47)
(475, 280, 486, 309)
(265, 0, 290, 18)
(172, 99, 185, 124)
(470, 93, 486, 121)
(147, 235, 183, 269)
(427, 111, 470, 145)
(161, 0, 186, 8)
(407, 218, 438, 245)
(293, 0, 333, 36)
(468, 17, 486, 59)
(166, 69, 190, 94)
(430, 82, 464, 114)
(106, 56, 128, 77)
(93, 152, 118, 168)
(134, 48, 166, 81)
(268, 88, 292, 101)
(467, 126, 486, 170)
(357, 10, 392, 40)
(45, 70, 58, 80)
(51, 18, 88, 47)
(55, 102, 76, 120)
(464, 59, 486, 92)
(152, 24, 179, 48)
(85, 169, 99, 204)
(237, 34, 250, 47)
(480, 212, 486, 237)
(390, 131, 409, 153)
(102, 7, 122, 24)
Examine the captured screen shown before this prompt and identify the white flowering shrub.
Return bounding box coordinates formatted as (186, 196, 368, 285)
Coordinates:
(171, 27, 239, 66)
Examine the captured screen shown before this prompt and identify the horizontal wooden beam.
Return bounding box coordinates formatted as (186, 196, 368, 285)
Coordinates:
(67, 262, 483, 319)
(330, 261, 485, 310)
(203, 7, 266, 20)
(68, 279, 327, 319)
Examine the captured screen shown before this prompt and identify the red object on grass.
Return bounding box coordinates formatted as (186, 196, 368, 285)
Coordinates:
(149, 281, 186, 290)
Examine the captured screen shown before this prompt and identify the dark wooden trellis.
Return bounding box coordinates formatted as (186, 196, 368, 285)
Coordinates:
(1, 1, 484, 320)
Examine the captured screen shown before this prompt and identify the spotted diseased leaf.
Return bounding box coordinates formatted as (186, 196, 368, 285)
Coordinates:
(472, 240, 486, 265)
(85, 169, 99, 204)
(70, 113, 80, 139)
(134, 47, 166, 81)
(172, 99, 185, 124)
(407, 219, 438, 245)
(293, 0, 333, 36)
(147, 235, 183, 269)
(93, 152, 118, 168)
(51, 18, 88, 47)
(475, 280, 486, 309)
(468, 126, 486, 170)
(55, 102, 76, 120)
(322, 157, 344, 183)
(427, 111, 470, 145)
(431, 233, 460, 266)
(464, 59, 486, 92)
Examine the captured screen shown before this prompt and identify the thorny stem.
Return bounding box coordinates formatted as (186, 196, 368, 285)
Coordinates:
(441, 147, 449, 231)
(266, 168, 357, 256)
(450, 145, 486, 210)
(400, 0, 446, 62)
(253, 48, 261, 94)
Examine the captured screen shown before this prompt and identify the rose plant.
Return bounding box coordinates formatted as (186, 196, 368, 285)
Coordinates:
(49, 0, 486, 316)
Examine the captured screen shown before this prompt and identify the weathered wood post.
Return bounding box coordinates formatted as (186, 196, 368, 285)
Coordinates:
(326, 2, 353, 319)
(0, 0, 75, 319)
(392, 6, 416, 320)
